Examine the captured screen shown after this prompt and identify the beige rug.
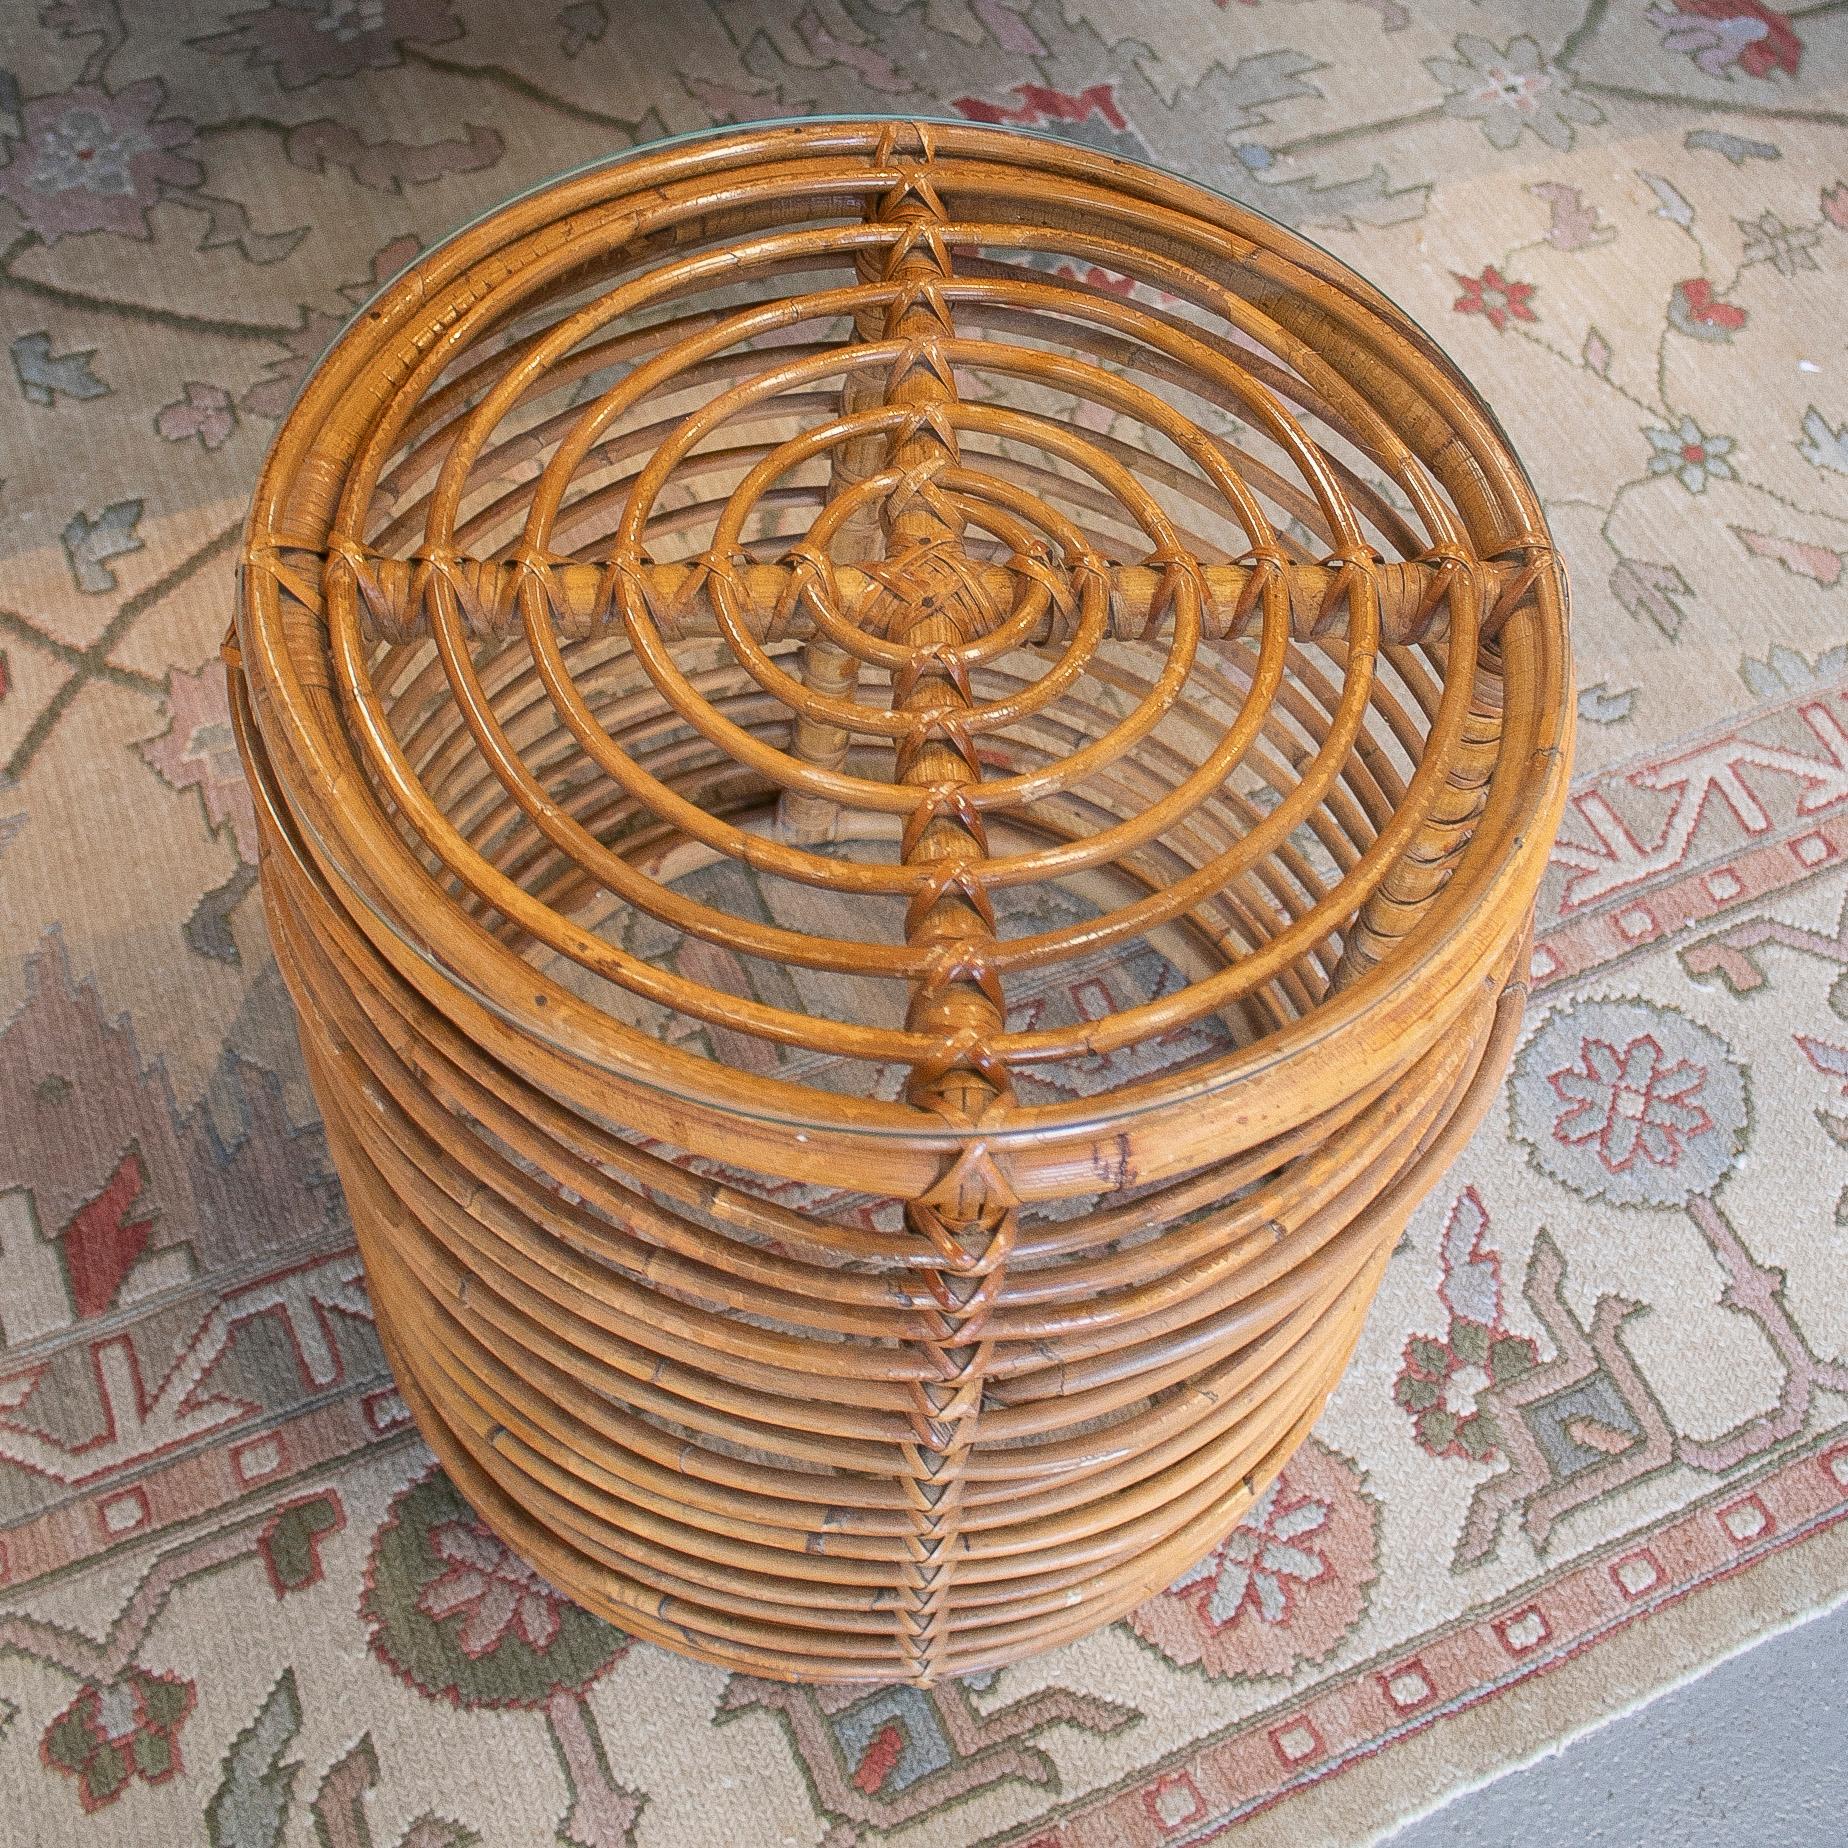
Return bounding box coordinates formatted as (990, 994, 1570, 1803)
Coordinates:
(3, 3, 1846, 1843)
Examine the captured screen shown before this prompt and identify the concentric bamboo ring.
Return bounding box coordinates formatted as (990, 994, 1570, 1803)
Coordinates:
(228, 118, 1572, 1684)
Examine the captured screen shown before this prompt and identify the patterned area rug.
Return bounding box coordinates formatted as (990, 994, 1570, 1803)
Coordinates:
(3, 4, 1846, 1844)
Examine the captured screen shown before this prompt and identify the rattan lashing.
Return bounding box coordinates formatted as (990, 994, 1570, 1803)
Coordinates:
(227, 119, 1572, 1685)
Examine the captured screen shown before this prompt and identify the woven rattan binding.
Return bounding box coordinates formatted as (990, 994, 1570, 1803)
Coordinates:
(228, 119, 1572, 1684)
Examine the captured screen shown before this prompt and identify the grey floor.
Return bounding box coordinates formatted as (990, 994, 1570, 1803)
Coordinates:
(1384, 1597, 1848, 1848)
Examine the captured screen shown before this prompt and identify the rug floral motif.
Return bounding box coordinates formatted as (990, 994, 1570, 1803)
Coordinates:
(1, 3, 1845, 1844)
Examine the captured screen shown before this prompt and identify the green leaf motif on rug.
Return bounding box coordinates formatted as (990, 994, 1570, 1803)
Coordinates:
(260, 1494, 344, 1596)
(207, 1668, 302, 1848)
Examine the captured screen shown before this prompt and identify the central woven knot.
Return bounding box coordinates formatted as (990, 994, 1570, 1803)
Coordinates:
(859, 538, 1013, 644)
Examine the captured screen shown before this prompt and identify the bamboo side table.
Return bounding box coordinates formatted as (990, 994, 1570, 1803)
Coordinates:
(228, 118, 1572, 1684)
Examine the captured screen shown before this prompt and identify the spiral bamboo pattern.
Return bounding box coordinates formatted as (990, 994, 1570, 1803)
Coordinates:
(227, 118, 1572, 1684)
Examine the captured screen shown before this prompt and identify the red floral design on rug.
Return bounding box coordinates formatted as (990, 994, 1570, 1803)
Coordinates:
(40, 1668, 195, 1813)
(1125, 1440, 1381, 1678)
(1549, 1032, 1714, 1175)
(416, 1516, 572, 1658)
(362, 1468, 628, 1709)
(1452, 264, 1538, 331)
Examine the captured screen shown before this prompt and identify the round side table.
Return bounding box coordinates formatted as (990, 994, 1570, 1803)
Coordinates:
(228, 118, 1572, 1684)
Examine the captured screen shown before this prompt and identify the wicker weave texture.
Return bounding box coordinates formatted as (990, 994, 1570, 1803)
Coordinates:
(228, 119, 1572, 1684)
